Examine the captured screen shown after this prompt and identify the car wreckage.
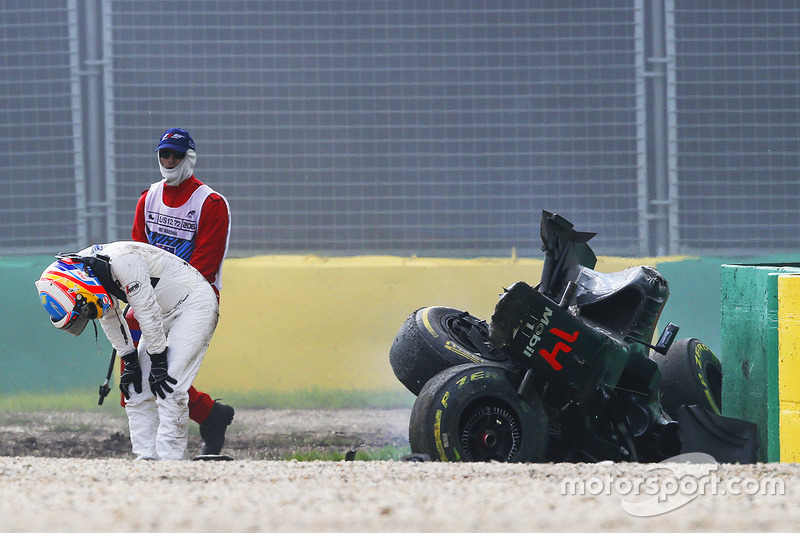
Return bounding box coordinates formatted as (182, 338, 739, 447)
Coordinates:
(390, 211, 759, 463)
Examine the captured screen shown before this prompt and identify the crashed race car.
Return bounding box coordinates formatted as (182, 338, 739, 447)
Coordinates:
(390, 211, 758, 463)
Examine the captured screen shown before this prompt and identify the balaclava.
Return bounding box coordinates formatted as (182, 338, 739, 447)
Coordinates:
(155, 127, 197, 186)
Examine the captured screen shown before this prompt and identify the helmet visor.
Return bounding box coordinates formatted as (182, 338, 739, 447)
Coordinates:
(60, 303, 93, 337)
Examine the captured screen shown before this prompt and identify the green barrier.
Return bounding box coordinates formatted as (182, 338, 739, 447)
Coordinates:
(656, 257, 730, 354)
(1, 256, 110, 395)
(720, 263, 800, 462)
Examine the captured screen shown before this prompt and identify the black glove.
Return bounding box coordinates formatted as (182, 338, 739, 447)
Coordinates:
(118, 350, 142, 400)
(148, 348, 177, 399)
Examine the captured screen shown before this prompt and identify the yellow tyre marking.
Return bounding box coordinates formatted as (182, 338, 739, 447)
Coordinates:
(434, 409, 447, 461)
(444, 341, 482, 363)
(694, 343, 721, 415)
(421, 308, 438, 338)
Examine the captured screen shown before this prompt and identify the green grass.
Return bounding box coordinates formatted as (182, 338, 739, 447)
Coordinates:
(218, 388, 415, 410)
(0, 390, 122, 412)
(285, 445, 413, 461)
(0, 388, 415, 412)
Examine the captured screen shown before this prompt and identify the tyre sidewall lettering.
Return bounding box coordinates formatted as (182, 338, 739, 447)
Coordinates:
(433, 368, 505, 461)
(444, 340, 484, 364)
(693, 342, 721, 415)
(416, 308, 495, 366)
(434, 409, 446, 461)
(410, 363, 548, 463)
(653, 337, 723, 419)
(391, 307, 511, 396)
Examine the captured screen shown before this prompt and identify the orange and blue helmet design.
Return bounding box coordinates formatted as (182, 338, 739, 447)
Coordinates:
(35, 257, 114, 336)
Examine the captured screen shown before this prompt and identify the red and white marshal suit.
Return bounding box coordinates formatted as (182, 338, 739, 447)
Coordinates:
(130, 175, 230, 423)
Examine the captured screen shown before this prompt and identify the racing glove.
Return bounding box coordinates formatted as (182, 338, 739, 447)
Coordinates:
(119, 350, 142, 400)
(148, 348, 178, 399)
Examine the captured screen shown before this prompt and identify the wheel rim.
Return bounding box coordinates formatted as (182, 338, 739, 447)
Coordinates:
(443, 314, 483, 350)
(442, 314, 505, 361)
(459, 403, 522, 462)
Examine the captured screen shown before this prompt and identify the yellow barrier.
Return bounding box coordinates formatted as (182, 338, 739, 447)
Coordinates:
(194, 254, 675, 393)
(778, 274, 800, 461)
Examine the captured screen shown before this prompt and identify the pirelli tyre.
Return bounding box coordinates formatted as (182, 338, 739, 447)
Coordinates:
(651, 337, 723, 419)
(389, 307, 512, 395)
(408, 363, 548, 463)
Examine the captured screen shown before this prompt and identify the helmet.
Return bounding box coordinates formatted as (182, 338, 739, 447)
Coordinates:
(35, 257, 115, 336)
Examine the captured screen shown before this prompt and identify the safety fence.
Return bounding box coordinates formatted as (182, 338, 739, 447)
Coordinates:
(1, 1, 799, 257)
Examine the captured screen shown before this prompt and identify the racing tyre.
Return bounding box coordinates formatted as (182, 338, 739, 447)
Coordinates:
(390, 306, 512, 395)
(651, 338, 723, 419)
(408, 363, 548, 463)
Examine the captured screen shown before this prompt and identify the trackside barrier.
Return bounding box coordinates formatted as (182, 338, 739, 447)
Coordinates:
(2, 253, 721, 396)
(777, 274, 800, 462)
(721, 264, 800, 462)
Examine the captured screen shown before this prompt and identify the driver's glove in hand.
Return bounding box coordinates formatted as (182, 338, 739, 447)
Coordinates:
(148, 348, 177, 399)
(119, 350, 142, 400)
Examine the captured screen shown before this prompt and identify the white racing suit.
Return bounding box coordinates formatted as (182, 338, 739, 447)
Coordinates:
(79, 241, 219, 460)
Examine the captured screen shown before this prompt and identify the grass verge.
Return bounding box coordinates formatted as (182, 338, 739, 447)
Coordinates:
(0, 388, 415, 412)
(286, 444, 413, 461)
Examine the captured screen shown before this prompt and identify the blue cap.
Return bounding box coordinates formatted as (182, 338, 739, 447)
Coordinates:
(156, 128, 195, 152)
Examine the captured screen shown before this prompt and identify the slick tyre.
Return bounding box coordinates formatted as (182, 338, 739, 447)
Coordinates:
(389, 307, 511, 395)
(652, 337, 723, 419)
(408, 364, 548, 463)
